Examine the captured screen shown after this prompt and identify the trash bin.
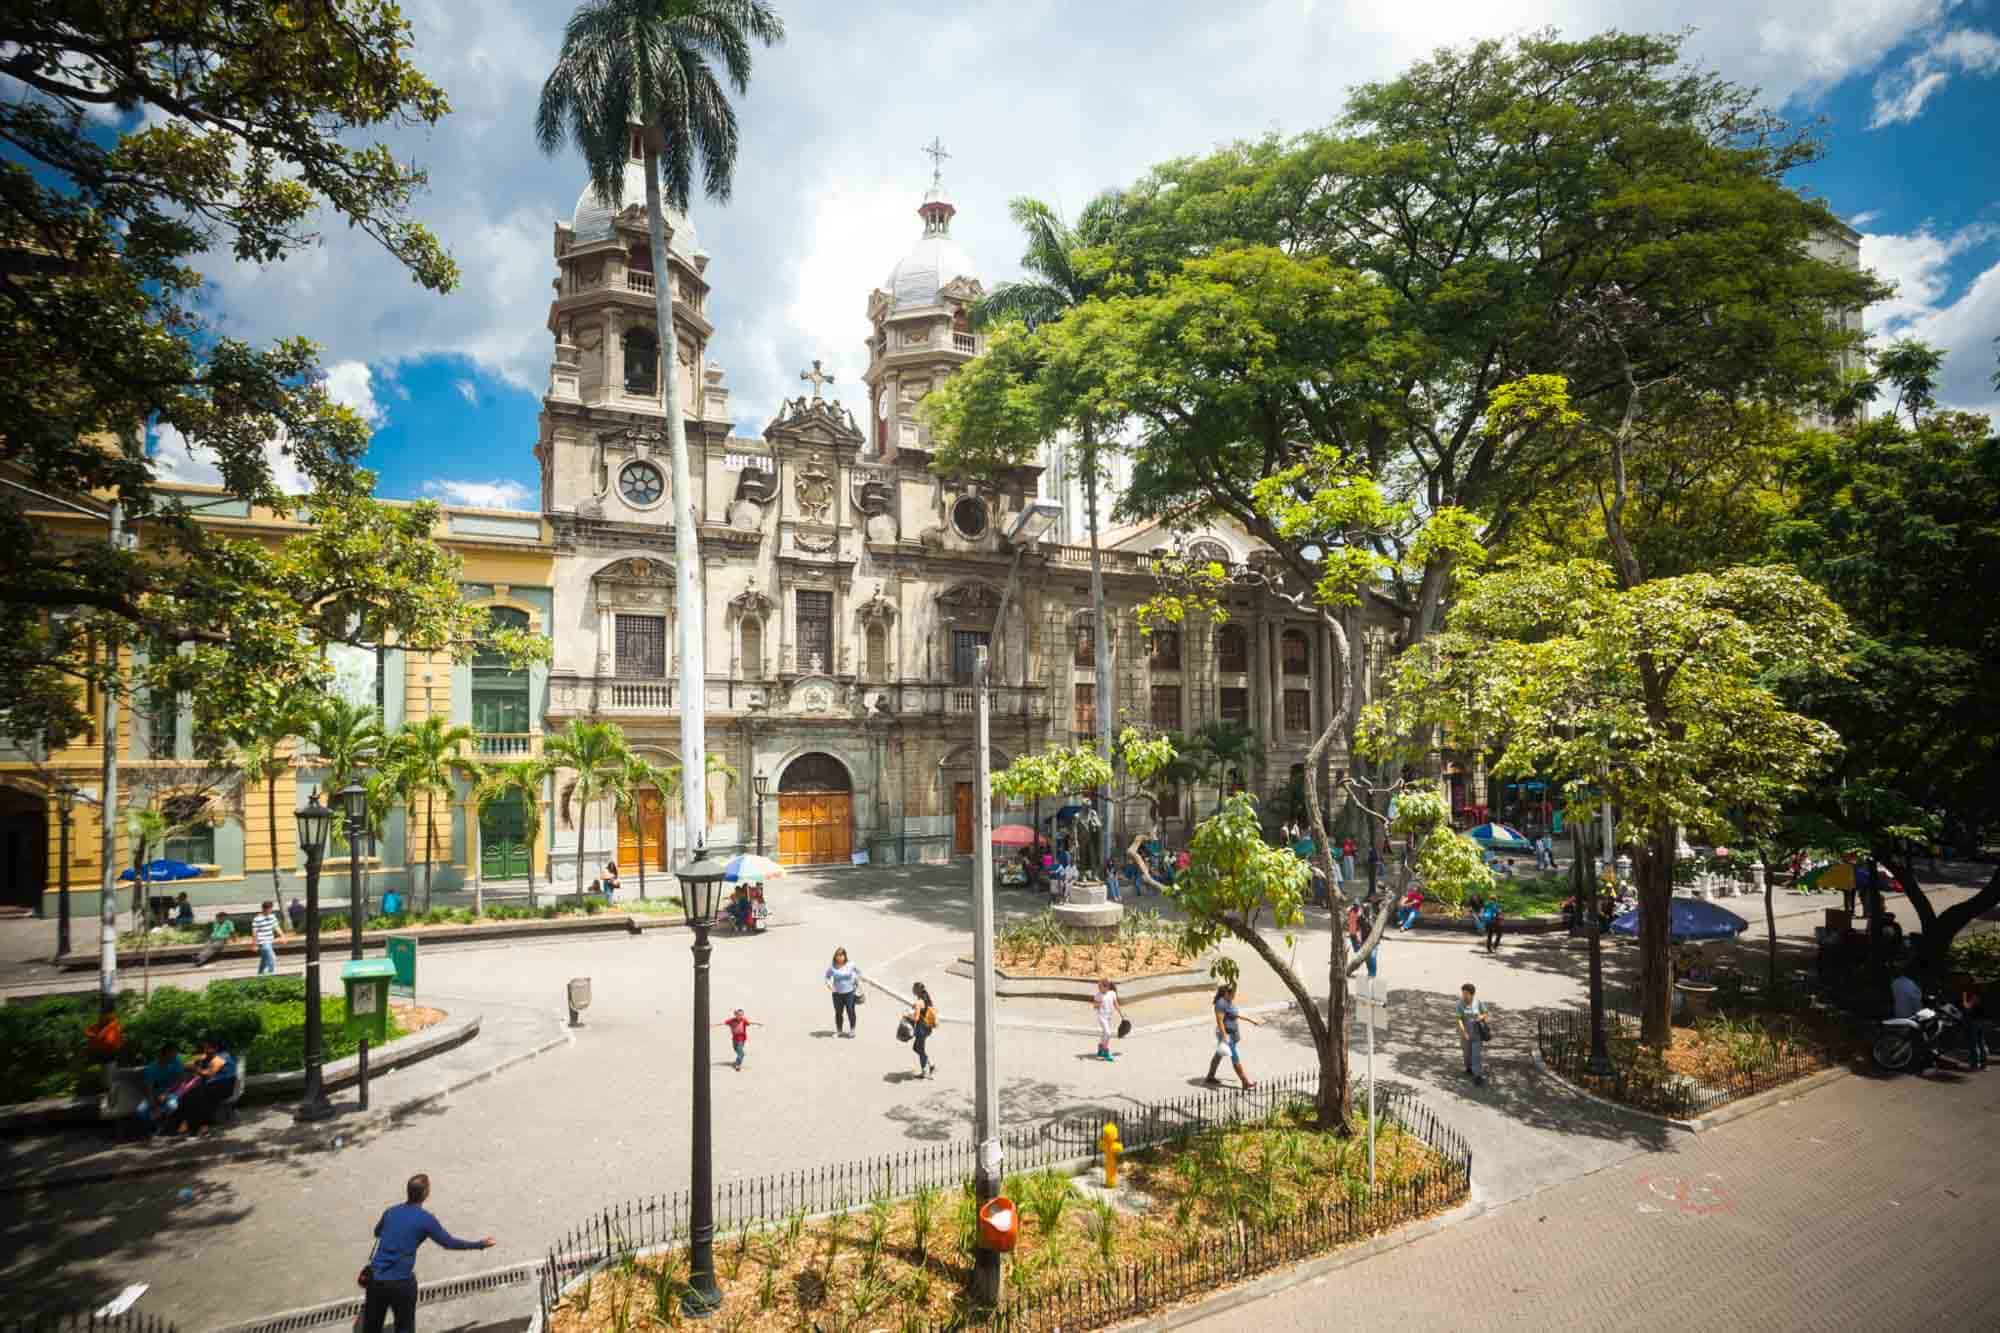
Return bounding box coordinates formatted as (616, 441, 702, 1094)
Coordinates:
(341, 959, 397, 1043)
(977, 1196, 1018, 1252)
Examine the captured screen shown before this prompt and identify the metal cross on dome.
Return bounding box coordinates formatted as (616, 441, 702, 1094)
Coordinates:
(922, 136, 950, 187)
(800, 359, 835, 400)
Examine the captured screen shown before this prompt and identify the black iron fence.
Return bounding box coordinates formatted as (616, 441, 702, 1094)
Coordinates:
(2, 1315, 176, 1333)
(537, 1070, 1470, 1322)
(1536, 1007, 1823, 1120)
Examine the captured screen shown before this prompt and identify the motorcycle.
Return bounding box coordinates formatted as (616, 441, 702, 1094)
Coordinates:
(1872, 997, 1964, 1074)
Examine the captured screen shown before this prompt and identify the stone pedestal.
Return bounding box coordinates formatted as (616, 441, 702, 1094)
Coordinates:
(1053, 878, 1122, 941)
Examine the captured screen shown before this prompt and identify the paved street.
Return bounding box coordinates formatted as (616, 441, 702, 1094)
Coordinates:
(1195, 1066, 2000, 1331)
(1, 862, 1993, 1328)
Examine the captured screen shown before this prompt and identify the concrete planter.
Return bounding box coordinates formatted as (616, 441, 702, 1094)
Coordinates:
(946, 958, 1212, 1002)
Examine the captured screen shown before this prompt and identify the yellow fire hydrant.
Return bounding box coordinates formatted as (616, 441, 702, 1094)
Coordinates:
(1099, 1120, 1123, 1189)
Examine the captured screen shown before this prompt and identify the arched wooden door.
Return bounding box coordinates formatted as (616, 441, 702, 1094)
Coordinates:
(777, 754, 852, 867)
(617, 787, 668, 872)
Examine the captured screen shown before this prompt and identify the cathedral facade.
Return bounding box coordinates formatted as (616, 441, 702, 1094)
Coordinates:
(532, 141, 1398, 878)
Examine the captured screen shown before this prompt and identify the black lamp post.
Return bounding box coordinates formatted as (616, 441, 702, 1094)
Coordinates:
(294, 789, 336, 1122)
(339, 782, 369, 962)
(752, 771, 769, 858)
(677, 850, 730, 1318)
(55, 783, 77, 958)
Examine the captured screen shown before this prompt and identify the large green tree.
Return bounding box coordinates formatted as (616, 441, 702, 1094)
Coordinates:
(546, 719, 632, 901)
(0, 0, 557, 755)
(390, 717, 474, 913)
(1774, 344, 2000, 971)
(537, 0, 784, 857)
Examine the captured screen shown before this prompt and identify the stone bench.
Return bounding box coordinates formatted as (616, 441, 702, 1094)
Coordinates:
(102, 1058, 248, 1126)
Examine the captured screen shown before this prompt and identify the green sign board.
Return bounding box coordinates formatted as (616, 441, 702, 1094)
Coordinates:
(386, 935, 417, 1001)
(340, 958, 397, 1042)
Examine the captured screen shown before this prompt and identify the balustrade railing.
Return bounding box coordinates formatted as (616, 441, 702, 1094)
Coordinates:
(625, 270, 654, 294)
(952, 331, 977, 353)
(474, 732, 536, 757)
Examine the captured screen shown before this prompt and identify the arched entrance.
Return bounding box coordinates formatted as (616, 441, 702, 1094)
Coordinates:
(777, 754, 853, 867)
(617, 786, 668, 872)
(0, 787, 47, 913)
(939, 744, 1010, 856)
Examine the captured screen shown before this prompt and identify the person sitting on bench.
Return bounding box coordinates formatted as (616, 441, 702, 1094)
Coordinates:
(137, 1043, 184, 1135)
(175, 1038, 238, 1135)
(172, 894, 195, 929)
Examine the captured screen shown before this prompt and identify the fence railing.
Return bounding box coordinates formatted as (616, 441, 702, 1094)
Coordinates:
(1536, 1008, 1822, 1120)
(537, 1071, 1470, 1321)
(2, 1315, 177, 1333)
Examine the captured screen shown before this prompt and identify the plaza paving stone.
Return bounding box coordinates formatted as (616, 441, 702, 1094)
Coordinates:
(0, 861, 1992, 1328)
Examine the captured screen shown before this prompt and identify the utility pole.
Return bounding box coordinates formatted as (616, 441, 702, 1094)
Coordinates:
(971, 646, 1004, 1308)
(97, 500, 123, 1017)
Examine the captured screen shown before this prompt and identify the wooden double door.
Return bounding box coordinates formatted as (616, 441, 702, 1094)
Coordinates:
(777, 793, 852, 867)
(617, 787, 669, 872)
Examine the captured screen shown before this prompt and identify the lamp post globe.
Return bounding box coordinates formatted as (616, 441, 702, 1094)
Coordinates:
(677, 849, 732, 1316)
(294, 790, 336, 1122)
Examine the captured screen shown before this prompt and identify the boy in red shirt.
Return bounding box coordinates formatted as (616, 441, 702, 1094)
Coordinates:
(719, 1009, 762, 1070)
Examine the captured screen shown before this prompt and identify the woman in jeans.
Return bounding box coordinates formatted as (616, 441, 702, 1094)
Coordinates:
(906, 981, 938, 1078)
(825, 947, 862, 1037)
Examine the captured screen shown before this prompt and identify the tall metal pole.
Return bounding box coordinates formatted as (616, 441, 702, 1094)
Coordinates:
(56, 796, 73, 958)
(348, 809, 365, 962)
(298, 838, 333, 1121)
(685, 915, 721, 1317)
(97, 500, 123, 1018)
(1366, 971, 1377, 1188)
(971, 647, 1004, 1308)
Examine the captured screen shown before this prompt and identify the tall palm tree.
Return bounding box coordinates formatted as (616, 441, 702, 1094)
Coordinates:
(546, 719, 633, 902)
(974, 195, 1125, 848)
(538, 0, 785, 857)
(485, 757, 555, 909)
(392, 717, 476, 913)
(1189, 720, 1261, 817)
(302, 696, 386, 916)
(362, 767, 404, 915)
(231, 687, 320, 897)
(615, 753, 674, 899)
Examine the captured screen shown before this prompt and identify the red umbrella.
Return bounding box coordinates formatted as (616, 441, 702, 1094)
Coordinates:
(990, 824, 1037, 847)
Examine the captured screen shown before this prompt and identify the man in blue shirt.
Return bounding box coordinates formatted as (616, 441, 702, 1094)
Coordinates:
(364, 1173, 494, 1331)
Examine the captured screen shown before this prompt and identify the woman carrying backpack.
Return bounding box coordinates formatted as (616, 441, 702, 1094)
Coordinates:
(905, 982, 938, 1079)
(1478, 897, 1505, 954)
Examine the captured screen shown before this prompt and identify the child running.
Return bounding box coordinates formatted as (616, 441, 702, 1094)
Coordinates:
(719, 1009, 762, 1071)
(1094, 979, 1124, 1061)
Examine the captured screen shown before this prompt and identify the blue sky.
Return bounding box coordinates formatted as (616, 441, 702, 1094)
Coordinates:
(124, 1, 1998, 506)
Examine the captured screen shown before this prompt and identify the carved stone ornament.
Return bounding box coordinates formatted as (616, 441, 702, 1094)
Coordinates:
(728, 583, 775, 619)
(798, 682, 834, 713)
(734, 466, 777, 506)
(938, 583, 1001, 614)
(795, 455, 834, 522)
(938, 275, 986, 304)
(794, 531, 836, 554)
(855, 593, 897, 626)
(851, 469, 894, 517)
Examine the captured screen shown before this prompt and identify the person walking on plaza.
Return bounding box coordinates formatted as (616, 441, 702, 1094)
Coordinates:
(719, 1008, 762, 1071)
(599, 860, 620, 906)
(1479, 897, 1505, 954)
(1341, 836, 1357, 883)
(1345, 902, 1363, 955)
(1205, 982, 1261, 1089)
(826, 947, 863, 1037)
(361, 1172, 494, 1332)
(1456, 983, 1489, 1086)
(1093, 979, 1124, 1062)
(905, 982, 938, 1078)
(250, 901, 285, 975)
(1961, 979, 1987, 1071)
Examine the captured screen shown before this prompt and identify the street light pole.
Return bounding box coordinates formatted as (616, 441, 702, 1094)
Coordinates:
(678, 852, 729, 1318)
(55, 784, 77, 959)
(295, 790, 335, 1121)
(971, 646, 1004, 1309)
(752, 771, 768, 858)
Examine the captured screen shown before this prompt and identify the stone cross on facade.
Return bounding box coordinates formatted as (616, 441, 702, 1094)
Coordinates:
(800, 358, 835, 400)
(922, 136, 950, 187)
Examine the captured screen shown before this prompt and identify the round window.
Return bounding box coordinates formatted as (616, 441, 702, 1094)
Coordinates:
(952, 496, 989, 539)
(619, 460, 665, 507)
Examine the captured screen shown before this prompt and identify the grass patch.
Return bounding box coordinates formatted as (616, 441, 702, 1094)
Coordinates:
(994, 908, 1200, 980)
(0, 976, 413, 1105)
(548, 1104, 1456, 1332)
(1477, 874, 1572, 918)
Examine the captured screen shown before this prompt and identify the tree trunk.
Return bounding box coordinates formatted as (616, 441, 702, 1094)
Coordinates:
(1637, 821, 1675, 1047)
(1302, 611, 1353, 1131)
(1765, 875, 1778, 989)
(1084, 429, 1114, 862)
(577, 797, 590, 906)
(268, 773, 282, 895)
(423, 793, 435, 913)
(471, 802, 483, 918)
(525, 801, 537, 911)
(1886, 854, 2000, 982)
(637, 812, 648, 902)
(643, 137, 708, 856)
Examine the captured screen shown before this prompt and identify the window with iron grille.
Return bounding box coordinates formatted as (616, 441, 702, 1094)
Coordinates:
(1150, 684, 1182, 731)
(951, 629, 990, 683)
(1217, 623, 1248, 673)
(1219, 687, 1249, 725)
(866, 624, 888, 679)
(1073, 682, 1096, 734)
(616, 614, 667, 677)
(1281, 629, 1310, 676)
(1284, 688, 1312, 732)
(1149, 628, 1182, 669)
(796, 590, 833, 671)
(740, 617, 763, 678)
(1074, 623, 1095, 668)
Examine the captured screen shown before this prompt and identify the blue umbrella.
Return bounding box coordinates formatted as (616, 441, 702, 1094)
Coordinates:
(117, 859, 203, 882)
(1466, 822, 1533, 852)
(1609, 898, 1749, 943)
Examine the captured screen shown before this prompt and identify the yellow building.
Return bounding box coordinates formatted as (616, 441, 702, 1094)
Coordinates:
(0, 482, 556, 921)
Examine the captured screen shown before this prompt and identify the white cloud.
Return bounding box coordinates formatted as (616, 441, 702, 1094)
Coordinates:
(323, 360, 386, 425)
(1870, 24, 2000, 125)
(455, 378, 478, 407)
(150, 423, 309, 496)
(421, 478, 534, 509)
(1862, 223, 2000, 414)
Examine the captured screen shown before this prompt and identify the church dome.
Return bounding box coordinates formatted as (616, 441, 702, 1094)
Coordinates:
(885, 186, 976, 310)
(569, 158, 699, 258)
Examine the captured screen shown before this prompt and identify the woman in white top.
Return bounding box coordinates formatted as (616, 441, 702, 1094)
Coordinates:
(1094, 979, 1124, 1062)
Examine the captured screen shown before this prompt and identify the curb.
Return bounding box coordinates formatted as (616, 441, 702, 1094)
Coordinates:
(1104, 1197, 1488, 1333)
(2, 1007, 572, 1194)
(52, 913, 636, 971)
(1527, 1049, 1851, 1133)
(943, 959, 1213, 1002)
